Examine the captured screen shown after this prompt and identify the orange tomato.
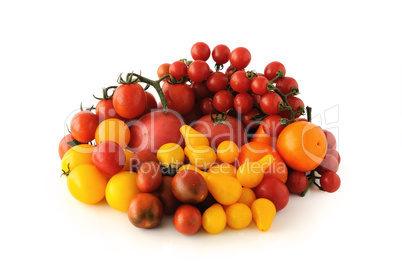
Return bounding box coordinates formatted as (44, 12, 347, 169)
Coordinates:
(238, 142, 288, 183)
(277, 121, 327, 172)
(250, 124, 277, 148)
(95, 118, 130, 148)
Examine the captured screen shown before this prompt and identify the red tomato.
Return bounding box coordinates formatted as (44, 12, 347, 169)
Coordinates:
(206, 72, 229, 92)
(199, 97, 214, 115)
(241, 108, 260, 130)
(173, 204, 202, 235)
(286, 170, 308, 194)
(279, 96, 305, 119)
(191, 42, 211, 61)
(95, 99, 123, 122)
(323, 130, 337, 150)
(212, 90, 234, 113)
(164, 84, 195, 116)
(251, 76, 269, 95)
(92, 141, 126, 176)
(255, 176, 289, 211)
(190, 82, 212, 100)
(320, 172, 341, 193)
(58, 134, 75, 159)
(260, 92, 283, 115)
(230, 71, 251, 93)
(130, 150, 159, 172)
(234, 92, 253, 114)
(136, 161, 162, 192)
(188, 60, 210, 82)
(172, 170, 208, 204)
(275, 77, 298, 94)
(128, 193, 164, 229)
(261, 115, 285, 137)
(212, 44, 230, 64)
(137, 91, 158, 118)
(264, 61, 286, 81)
(169, 61, 188, 81)
(316, 154, 339, 175)
(230, 47, 251, 69)
(153, 176, 182, 215)
(70, 110, 99, 143)
(113, 83, 147, 119)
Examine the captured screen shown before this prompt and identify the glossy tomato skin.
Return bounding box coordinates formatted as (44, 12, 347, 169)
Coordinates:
(230, 71, 251, 93)
(212, 90, 234, 113)
(255, 176, 289, 211)
(320, 171, 341, 193)
(264, 61, 286, 81)
(58, 134, 75, 159)
(275, 77, 298, 94)
(129, 110, 185, 154)
(286, 170, 309, 194)
(261, 115, 285, 137)
(136, 161, 162, 192)
(164, 84, 195, 116)
(191, 42, 211, 61)
(279, 96, 305, 119)
(173, 204, 202, 235)
(172, 170, 208, 204)
(188, 60, 210, 82)
(234, 92, 254, 114)
(113, 83, 147, 119)
(70, 110, 99, 143)
(192, 114, 248, 150)
(199, 97, 213, 115)
(169, 61, 188, 81)
(190, 82, 212, 100)
(157, 63, 170, 79)
(212, 44, 230, 64)
(130, 150, 159, 172)
(136, 91, 158, 119)
(153, 176, 182, 215)
(127, 193, 163, 229)
(92, 141, 126, 176)
(95, 99, 123, 122)
(230, 47, 251, 69)
(251, 76, 269, 95)
(260, 92, 283, 115)
(206, 72, 229, 92)
(241, 108, 260, 130)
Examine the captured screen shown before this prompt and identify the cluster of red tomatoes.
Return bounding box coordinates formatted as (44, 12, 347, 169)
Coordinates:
(59, 42, 341, 235)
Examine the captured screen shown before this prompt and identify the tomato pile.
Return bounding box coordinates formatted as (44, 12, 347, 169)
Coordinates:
(59, 42, 342, 235)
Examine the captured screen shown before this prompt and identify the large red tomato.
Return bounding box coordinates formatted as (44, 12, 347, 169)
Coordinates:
(192, 114, 247, 150)
(128, 110, 185, 154)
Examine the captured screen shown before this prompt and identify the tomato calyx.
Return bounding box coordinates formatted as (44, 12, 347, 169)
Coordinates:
(60, 164, 71, 177)
(160, 164, 179, 177)
(79, 102, 95, 112)
(245, 70, 258, 80)
(210, 110, 231, 126)
(93, 86, 117, 101)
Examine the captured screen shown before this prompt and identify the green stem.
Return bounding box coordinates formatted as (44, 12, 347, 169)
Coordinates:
(307, 106, 312, 122)
(301, 171, 316, 197)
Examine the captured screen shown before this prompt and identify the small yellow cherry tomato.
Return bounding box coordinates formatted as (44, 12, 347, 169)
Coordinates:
(251, 198, 276, 232)
(205, 174, 242, 205)
(225, 203, 252, 230)
(207, 162, 237, 177)
(105, 171, 141, 212)
(237, 187, 256, 208)
(184, 145, 216, 170)
(217, 140, 239, 164)
(66, 164, 108, 204)
(61, 144, 94, 173)
(202, 203, 226, 234)
(95, 118, 130, 148)
(157, 143, 185, 168)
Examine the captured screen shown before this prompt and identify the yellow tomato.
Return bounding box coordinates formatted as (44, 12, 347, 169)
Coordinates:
(202, 204, 226, 234)
(61, 144, 94, 173)
(178, 164, 208, 179)
(225, 203, 252, 230)
(66, 164, 108, 204)
(207, 163, 237, 177)
(122, 149, 135, 171)
(157, 143, 184, 168)
(180, 125, 209, 147)
(184, 145, 216, 170)
(237, 187, 256, 208)
(95, 118, 130, 148)
(251, 198, 276, 232)
(217, 140, 239, 164)
(105, 171, 141, 212)
(236, 154, 274, 188)
(205, 174, 242, 205)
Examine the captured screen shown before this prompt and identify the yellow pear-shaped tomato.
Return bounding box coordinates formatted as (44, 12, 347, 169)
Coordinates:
(207, 163, 237, 177)
(184, 145, 216, 170)
(61, 144, 94, 173)
(202, 203, 226, 234)
(236, 154, 273, 188)
(205, 173, 242, 205)
(178, 164, 208, 179)
(180, 125, 209, 147)
(251, 198, 276, 232)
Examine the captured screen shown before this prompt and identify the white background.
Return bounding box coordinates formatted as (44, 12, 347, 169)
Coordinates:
(1, 0, 401, 278)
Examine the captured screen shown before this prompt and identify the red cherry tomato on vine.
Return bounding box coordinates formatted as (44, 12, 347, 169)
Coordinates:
(251, 76, 269, 95)
(190, 82, 212, 100)
(92, 141, 126, 176)
(169, 61, 188, 81)
(199, 97, 213, 115)
(234, 92, 253, 114)
(264, 61, 286, 81)
(279, 95, 305, 119)
(260, 92, 283, 115)
(70, 110, 99, 143)
(188, 60, 210, 82)
(230, 71, 251, 93)
(286, 170, 308, 194)
(213, 90, 234, 113)
(320, 171, 341, 193)
(225, 65, 237, 78)
(323, 130, 337, 150)
(275, 77, 298, 94)
(206, 72, 229, 92)
(316, 154, 339, 175)
(255, 176, 289, 211)
(261, 115, 285, 137)
(113, 83, 147, 119)
(95, 99, 123, 122)
(212, 44, 230, 65)
(230, 47, 251, 69)
(164, 84, 195, 116)
(241, 108, 260, 130)
(191, 42, 210, 61)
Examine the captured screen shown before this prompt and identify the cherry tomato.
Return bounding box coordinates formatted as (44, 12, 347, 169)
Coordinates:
(191, 42, 210, 61)
(241, 108, 260, 130)
(188, 60, 210, 82)
(70, 110, 99, 143)
(216, 140, 239, 164)
(316, 154, 339, 174)
(234, 92, 253, 114)
(275, 76, 298, 94)
(113, 83, 146, 119)
(260, 92, 283, 115)
(66, 164, 108, 204)
(230, 47, 251, 69)
(279, 95, 305, 119)
(225, 203, 252, 230)
(225, 65, 236, 78)
(251, 76, 269, 95)
(255, 176, 289, 211)
(230, 70, 251, 93)
(58, 134, 74, 159)
(95, 99, 122, 122)
(206, 72, 229, 92)
(327, 149, 341, 164)
(323, 129, 337, 150)
(164, 84, 195, 116)
(92, 140, 126, 176)
(261, 115, 285, 137)
(157, 63, 170, 79)
(320, 171, 341, 193)
(190, 82, 212, 100)
(264, 61, 286, 81)
(202, 203, 226, 234)
(174, 204, 202, 235)
(153, 176, 182, 215)
(137, 91, 158, 118)
(286, 170, 308, 194)
(128, 193, 164, 229)
(169, 61, 188, 81)
(172, 170, 208, 204)
(212, 44, 230, 65)
(212, 90, 234, 113)
(105, 171, 141, 212)
(61, 144, 94, 173)
(251, 198, 276, 232)
(136, 161, 162, 192)
(195, 98, 211, 116)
